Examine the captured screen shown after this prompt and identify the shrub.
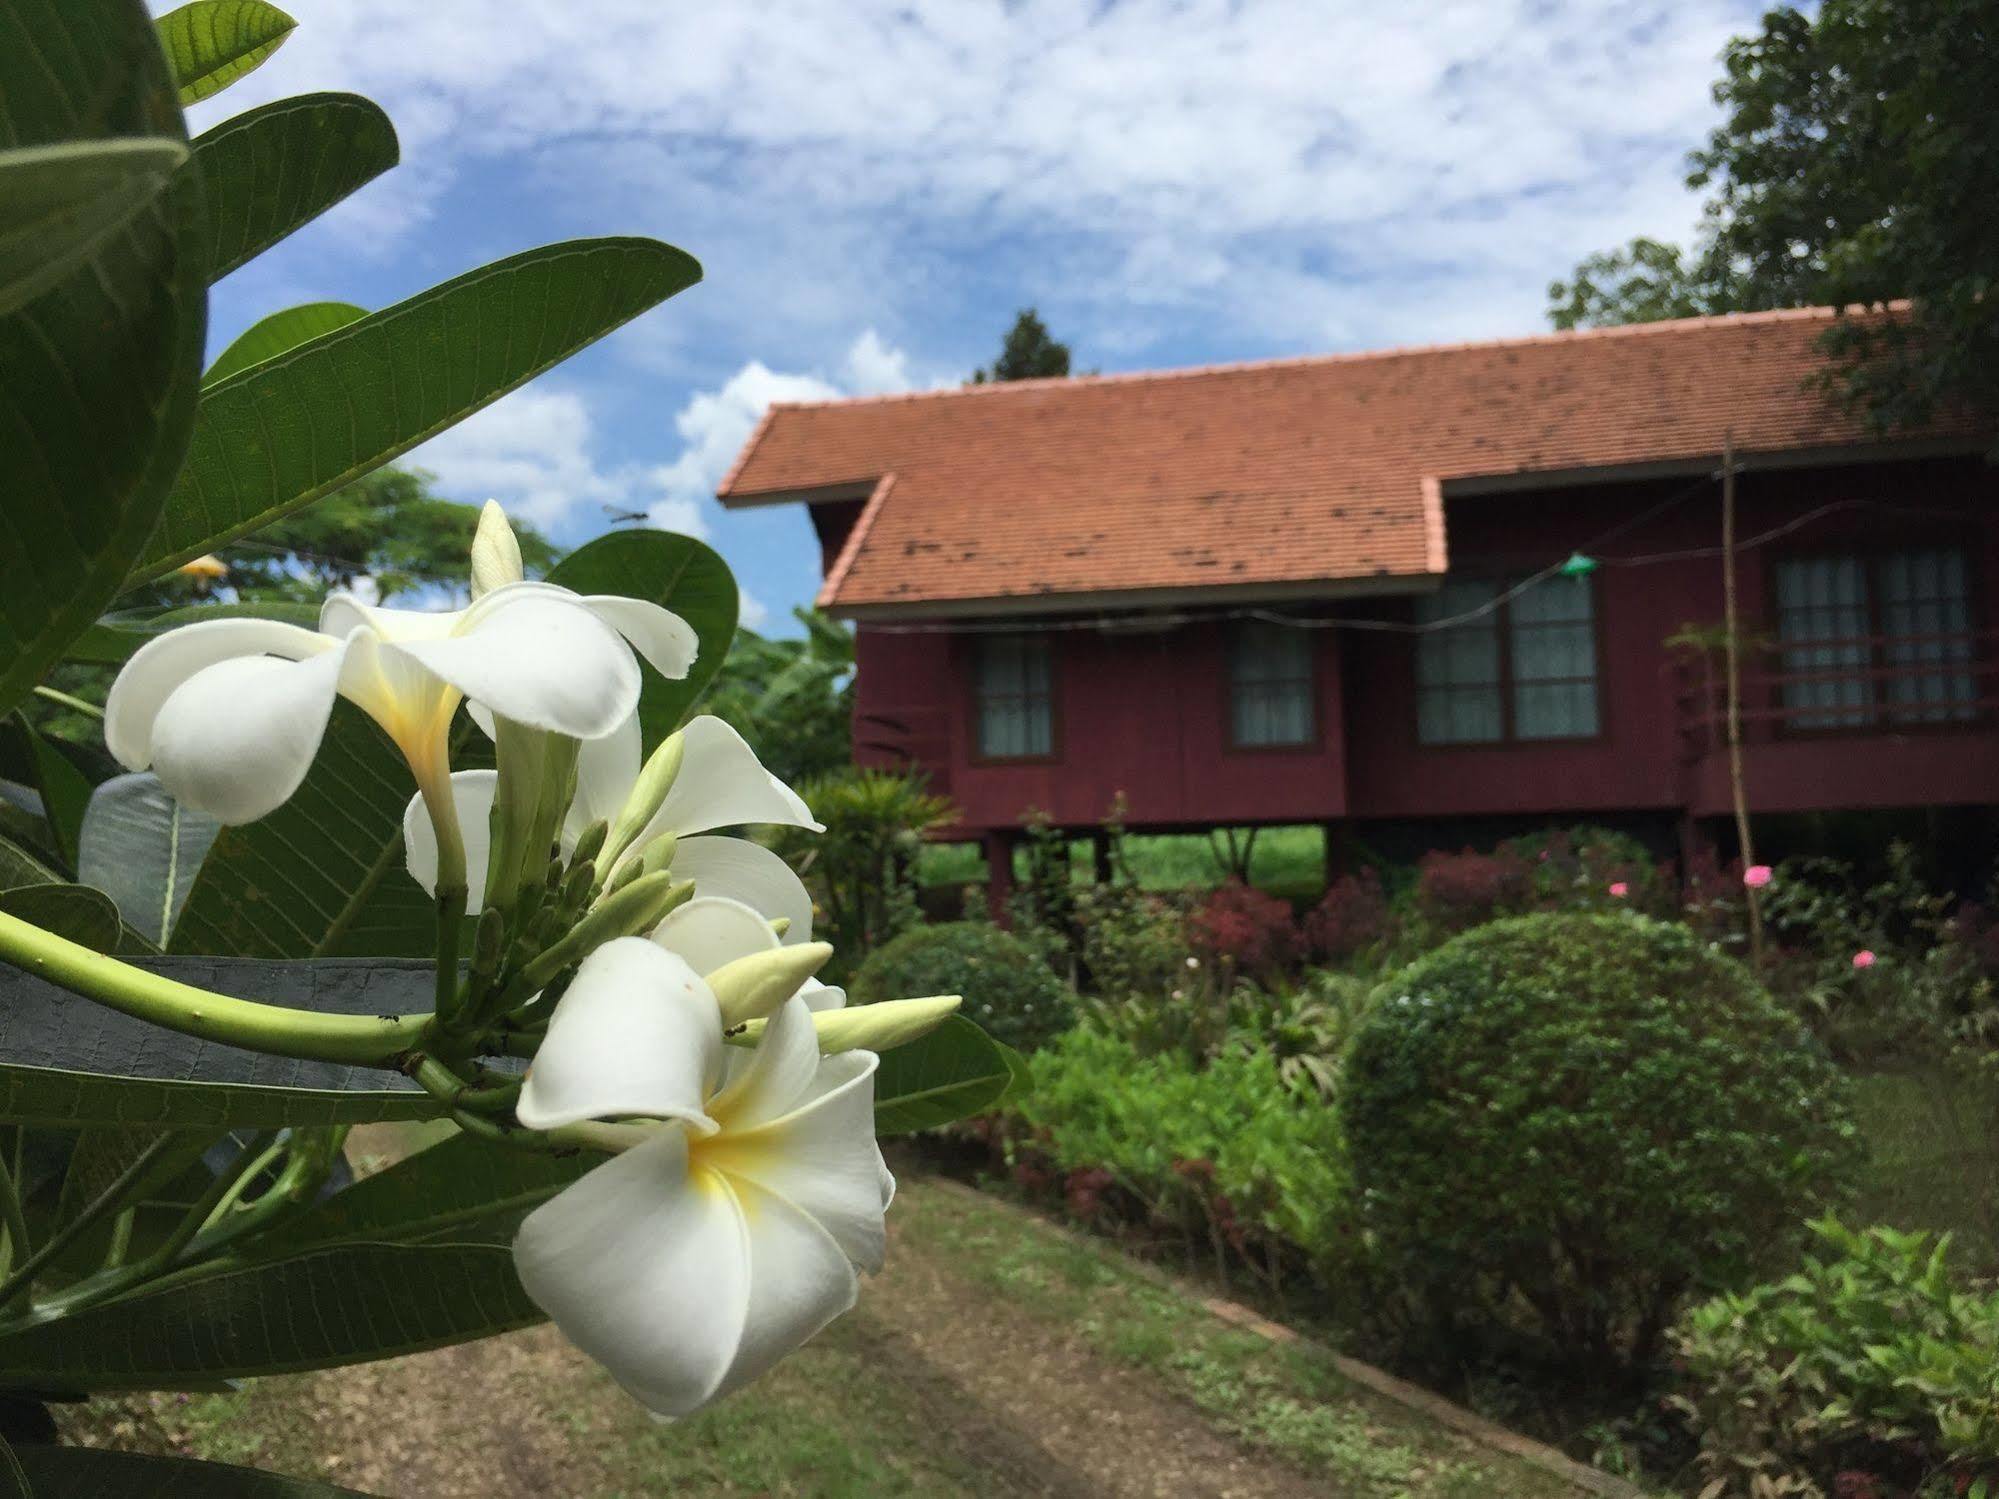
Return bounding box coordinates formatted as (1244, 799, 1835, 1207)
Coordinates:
(1411, 847, 1532, 931)
(1673, 1217, 1999, 1498)
(1498, 824, 1672, 916)
(1075, 882, 1189, 1004)
(1189, 880, 1301, 979)
(1007, 1027, 1355, 1279)
(775, 767, 953, 969)
(851, 921, 1074, 1054)
(1227, 970, 1377, 1101)
(1302, 868, 1390, 961)
(1343, 912, 1857, 1382)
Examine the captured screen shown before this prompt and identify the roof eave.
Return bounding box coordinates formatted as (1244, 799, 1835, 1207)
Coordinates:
(824, 571, 1441, 622)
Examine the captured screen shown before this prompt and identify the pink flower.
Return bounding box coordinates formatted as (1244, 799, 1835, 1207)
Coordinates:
(1743, 864, 1772, 889)
(1852, 950, 1877, 970)
(1608, 881, 1629, 898)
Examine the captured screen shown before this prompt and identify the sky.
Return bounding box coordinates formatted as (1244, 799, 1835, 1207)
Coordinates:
(184, 0, 1763, 634)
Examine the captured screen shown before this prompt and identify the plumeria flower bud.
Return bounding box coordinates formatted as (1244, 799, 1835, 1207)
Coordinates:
(603, 731, 686, 869)
(469, 499, 525, 600)
(700, 941, 835, 1029)
(513, 938, 892, 1419)
(733, 994, 962, 1055)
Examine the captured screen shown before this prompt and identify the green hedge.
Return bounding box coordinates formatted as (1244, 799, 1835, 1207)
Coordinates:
(852, 921, 1074, 1054)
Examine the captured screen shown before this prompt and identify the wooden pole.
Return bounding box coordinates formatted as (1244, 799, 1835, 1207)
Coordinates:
(1721, 431, 1765, 967)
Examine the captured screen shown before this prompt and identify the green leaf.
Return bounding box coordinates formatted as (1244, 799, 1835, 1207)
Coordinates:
(192, 93, 397, 282)
(0, 1434, 26, 1499)
(64, 602, 321, 666)
(0, 1241, 542, 1389)
(132, 237, 702, 583)
(77, 773, 222, 946)
(263, 1131, 592, 1253)
(546, 530, 739, 747)
(169, 703, 435, 959)
(872, 1015, 1015, 1134)
(0, 0, 210, 718)
(0, 953, 441, 1127)
(0, 884, 122, 951)
(6, 720, 92, 873)
(14, 1441, 370, 1495)
(204, 301, 365, 385)
(0, 837, 58, 890)
(156, 0, 297, 106)
(0, 138, 188, 319)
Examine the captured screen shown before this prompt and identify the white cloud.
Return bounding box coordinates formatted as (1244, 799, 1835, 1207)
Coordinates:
(407, 387, 639, 533)
(738, 588, 771, 631)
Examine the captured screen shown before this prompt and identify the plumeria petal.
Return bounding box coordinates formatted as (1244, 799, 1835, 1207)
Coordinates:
(643, 717, 822, 839)
(148, 647, 349, 823)
(705, 1048, 888, 1274)
(799, 978, 846, 1013)
(104, 617, 331, 771)
(516, 939, 723, 1133)
(513, 1127, 750, 1418)
(583, 596, 698, 681)
(319, 592, 462, 645)
(702, 1174, 860, 1406)
(403, 769, 497, 904)
(671, 837, 815, 944)
(392, 592, 638, 741)
(650, 895, 781, 978)
(708, 995, 820, 1132)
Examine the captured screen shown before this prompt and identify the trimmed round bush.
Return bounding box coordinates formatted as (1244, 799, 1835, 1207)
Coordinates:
(852, 921, 1075, 1053)
(1343, 912, 1856, 1380)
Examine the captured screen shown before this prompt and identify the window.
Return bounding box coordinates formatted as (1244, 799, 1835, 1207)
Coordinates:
(1415, 574, 1600, 745)
(973, 634, 1053, 758)
(1229, 620, 1315, 747)
(1775, 547, 1978, 729)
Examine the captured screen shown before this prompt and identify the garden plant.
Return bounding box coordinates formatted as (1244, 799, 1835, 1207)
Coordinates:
(0, 3, 1017, 1490)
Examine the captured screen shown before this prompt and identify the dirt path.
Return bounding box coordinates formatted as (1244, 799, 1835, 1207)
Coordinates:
(62, 1176, 1586, 1498)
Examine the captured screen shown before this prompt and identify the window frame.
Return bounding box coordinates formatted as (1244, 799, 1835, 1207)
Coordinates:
(1413, 571, 1607, 748)
(967, 631, 1061, 764)
(1224, 618, 1322, 752)
(1766, 542, 1987, 737)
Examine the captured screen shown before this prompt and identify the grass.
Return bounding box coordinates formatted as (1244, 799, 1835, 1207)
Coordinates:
(893, 1182, 1580, 1498)
(1850, 1067, 1999, 1271)
(920, 823, 1329, 904)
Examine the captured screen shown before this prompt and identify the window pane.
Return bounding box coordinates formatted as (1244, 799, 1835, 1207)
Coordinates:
(1230, 621, 1314, 746)
(1881, 547, 1976, 723)
(1776, 557, 1873, 728)
(1416, 581, 1502, 744)
(975, 636, 1053, 757)
(1510, 575, 1599, 738)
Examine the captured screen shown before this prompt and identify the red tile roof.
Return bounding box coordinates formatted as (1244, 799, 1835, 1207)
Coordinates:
(718, 306, 1982, 616)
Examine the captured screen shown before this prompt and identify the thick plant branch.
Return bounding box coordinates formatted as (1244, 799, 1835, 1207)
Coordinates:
(0, 911, 431, 1065)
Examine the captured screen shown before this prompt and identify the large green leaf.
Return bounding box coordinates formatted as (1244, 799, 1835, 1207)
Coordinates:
(77, 773, 222, 946)
(872, 1016, 1016, 1135)
(63, 602, 320, 667)
(156, 0, 297, 106)
(0, 884, 122, 951)
(0, 1240, 542, 1389)
(0, 138, 187, 319)
(0, 954, 441, 1127)
(0, 837, 58, 889)
(192, 93, 397, 282)
(131, 237, 702, 583)
(0, 0, 209, 718)
(17, 1444, 367, 1496)
(169, 704, 435, 959)
(204, 301, 365, 385)
(1, 719, 92, 873)
(546, 530, 739, 748)
(263, 1130, 591, 1253)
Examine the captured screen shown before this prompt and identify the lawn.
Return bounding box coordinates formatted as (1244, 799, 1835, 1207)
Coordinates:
(58, 1168, 1596, 1499)
(920, 823, 1330, 904)
(1850, 1066, 1999, 1271)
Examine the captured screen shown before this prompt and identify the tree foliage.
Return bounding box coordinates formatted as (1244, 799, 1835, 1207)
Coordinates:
(1548, 0, 1998, 431)
(970, 307, 1072, 383)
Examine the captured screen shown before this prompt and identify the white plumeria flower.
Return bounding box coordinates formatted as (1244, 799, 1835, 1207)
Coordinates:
(402, 714, 822, 936)
(514, 937, 891, 1418)
(102, 503, 695, 827)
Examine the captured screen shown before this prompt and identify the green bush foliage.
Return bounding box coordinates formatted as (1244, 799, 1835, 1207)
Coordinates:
(1497, 824, 1672, 916)
(774, 768, 953, 971)
(1007, 1026, 1354, 1275)
(1343, 912, 1857, 1381)
(1673, 1217, 1999, 1498)
(852, 920, 1074, 1054)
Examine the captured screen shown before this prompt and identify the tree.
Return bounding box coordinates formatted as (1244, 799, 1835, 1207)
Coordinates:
(701, 606, 855, 783)
(970, 307, 1072, 383)
(1548, 0, 1998, 432)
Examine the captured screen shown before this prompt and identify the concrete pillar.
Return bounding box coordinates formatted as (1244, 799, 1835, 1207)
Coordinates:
(983, 830, 1018, 926)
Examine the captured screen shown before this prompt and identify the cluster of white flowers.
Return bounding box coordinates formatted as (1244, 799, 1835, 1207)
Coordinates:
(100, 503, 941, 1417)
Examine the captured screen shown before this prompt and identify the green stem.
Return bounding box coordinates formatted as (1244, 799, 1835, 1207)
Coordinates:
(0, 1152, 31, 1285)
(0, 911, 431, 1065)
(31, 685, 103, 719)
(0, 1133, 177, 1312)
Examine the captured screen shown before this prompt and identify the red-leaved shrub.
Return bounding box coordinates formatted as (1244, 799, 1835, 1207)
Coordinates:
(1303, 868, 1390, 960)
(1414, 848, 1532, 932)
(1189, 880, 1301, 978)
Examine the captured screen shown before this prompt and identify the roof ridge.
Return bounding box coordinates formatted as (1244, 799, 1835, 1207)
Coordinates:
(762, 302, 1906, 414)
